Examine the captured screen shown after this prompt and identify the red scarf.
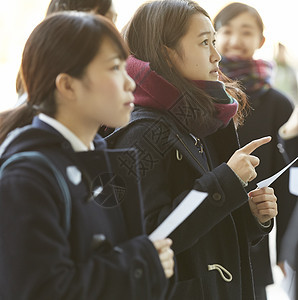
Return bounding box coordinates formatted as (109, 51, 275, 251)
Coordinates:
(127, 56, 238, 137)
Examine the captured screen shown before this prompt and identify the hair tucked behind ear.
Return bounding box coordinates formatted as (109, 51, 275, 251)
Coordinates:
(0, 12, 128, 145)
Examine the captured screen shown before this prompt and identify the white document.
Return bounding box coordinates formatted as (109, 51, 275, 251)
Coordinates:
(289, 167, 298, 196)
(149, 190, 208, 241)
(257, 157, 298, 188)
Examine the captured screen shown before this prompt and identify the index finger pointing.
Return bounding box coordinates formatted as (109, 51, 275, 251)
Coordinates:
(240, 136, 272, 155)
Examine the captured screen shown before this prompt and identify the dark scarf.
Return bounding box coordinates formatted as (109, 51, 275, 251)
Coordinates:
(127, 56, 238, 138)
(219, 56, 272, 97)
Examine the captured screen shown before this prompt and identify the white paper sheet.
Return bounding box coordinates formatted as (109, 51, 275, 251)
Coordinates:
(256, 157, 298, 189)
(149, 190, 208, 241)
(289, 167, 298, 196)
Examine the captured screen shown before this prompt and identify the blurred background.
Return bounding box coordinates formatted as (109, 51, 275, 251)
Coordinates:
(0, 0, 297, 299)
(1, 0, 298, 112)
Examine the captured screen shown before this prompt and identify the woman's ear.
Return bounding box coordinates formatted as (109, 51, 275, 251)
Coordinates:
(258, 36, 266, 49)
(55, 73, 76, 101)
(163, 45, 176, 68)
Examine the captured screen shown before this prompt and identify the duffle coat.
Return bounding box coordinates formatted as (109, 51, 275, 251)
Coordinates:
(0, 117, 169, 300)
(107, 106, 272, 300)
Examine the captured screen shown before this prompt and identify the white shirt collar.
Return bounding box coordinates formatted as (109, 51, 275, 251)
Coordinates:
(38, 113, 94, 152)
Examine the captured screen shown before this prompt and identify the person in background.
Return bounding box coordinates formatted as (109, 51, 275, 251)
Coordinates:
(273, 43, 298, 105)
(213, 3, 297, 299)
(0, 12, 174, 299)
(46, 0, 118, 23)
(107, 1, 278, 299)
(278, 105, 298, 300)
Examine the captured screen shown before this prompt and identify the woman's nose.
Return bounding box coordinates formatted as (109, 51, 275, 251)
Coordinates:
(211, 47, 221, 63)
(229, 34, 241, 47)
(125, 72, 136, 92)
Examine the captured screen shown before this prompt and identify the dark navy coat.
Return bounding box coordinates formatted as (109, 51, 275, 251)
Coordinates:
(0, 117, 169, 300)
(107, 106, 272, 300)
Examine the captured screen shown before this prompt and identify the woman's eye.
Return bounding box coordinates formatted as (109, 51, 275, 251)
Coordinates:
(242, 31, 253, 36)
(112, 65, 120, 71)
(223, 30, 231, 35)
(202, 40, 208, 45)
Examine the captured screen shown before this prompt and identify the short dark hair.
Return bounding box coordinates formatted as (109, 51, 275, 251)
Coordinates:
(213, 2, 264, 35)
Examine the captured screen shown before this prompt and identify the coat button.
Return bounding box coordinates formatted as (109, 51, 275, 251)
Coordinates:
(134, 268, 143, 279)
(212, 193, 222, 201)
(91, 234, 106, 250)
(113, 246, 123, 254)
(277, 143, 285, 154)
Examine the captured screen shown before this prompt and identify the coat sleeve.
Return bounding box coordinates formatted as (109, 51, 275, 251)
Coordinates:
(0, 167, 168, 300)
(232, 201, 273, 246)
(109, 121, 251, 255)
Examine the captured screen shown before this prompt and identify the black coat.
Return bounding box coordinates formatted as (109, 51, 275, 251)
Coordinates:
(0, 117, 169, 300)
(280, 135, 298, 163)
(107, 106, 272, 300)
(237, 88, 297, 288)
(277, 131, 298, 299)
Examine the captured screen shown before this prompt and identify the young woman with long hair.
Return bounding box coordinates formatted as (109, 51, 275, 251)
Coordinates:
(107, 1, 278, 299)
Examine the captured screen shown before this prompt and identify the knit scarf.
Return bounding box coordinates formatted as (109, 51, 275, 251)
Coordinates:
(219, 56, 272, 95)
(126, 56, 238, 138)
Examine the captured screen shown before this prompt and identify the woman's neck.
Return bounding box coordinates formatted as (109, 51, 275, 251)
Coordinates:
(53, 113, 97, 150)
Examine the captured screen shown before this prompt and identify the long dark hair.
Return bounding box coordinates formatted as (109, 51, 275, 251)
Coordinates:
(46, 0, 112, 16)
(0, 12, 128, 144)
(124, 0, 248, 126)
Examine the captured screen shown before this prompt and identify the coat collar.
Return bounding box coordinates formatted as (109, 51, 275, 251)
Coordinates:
(32, 117, 107, 151)
(0, 119, 107, 161)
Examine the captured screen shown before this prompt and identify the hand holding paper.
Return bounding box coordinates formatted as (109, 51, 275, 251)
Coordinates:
(149, 190, 208, 241)
(152, 239, 174, 278)
(248, 187, 278, 223)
